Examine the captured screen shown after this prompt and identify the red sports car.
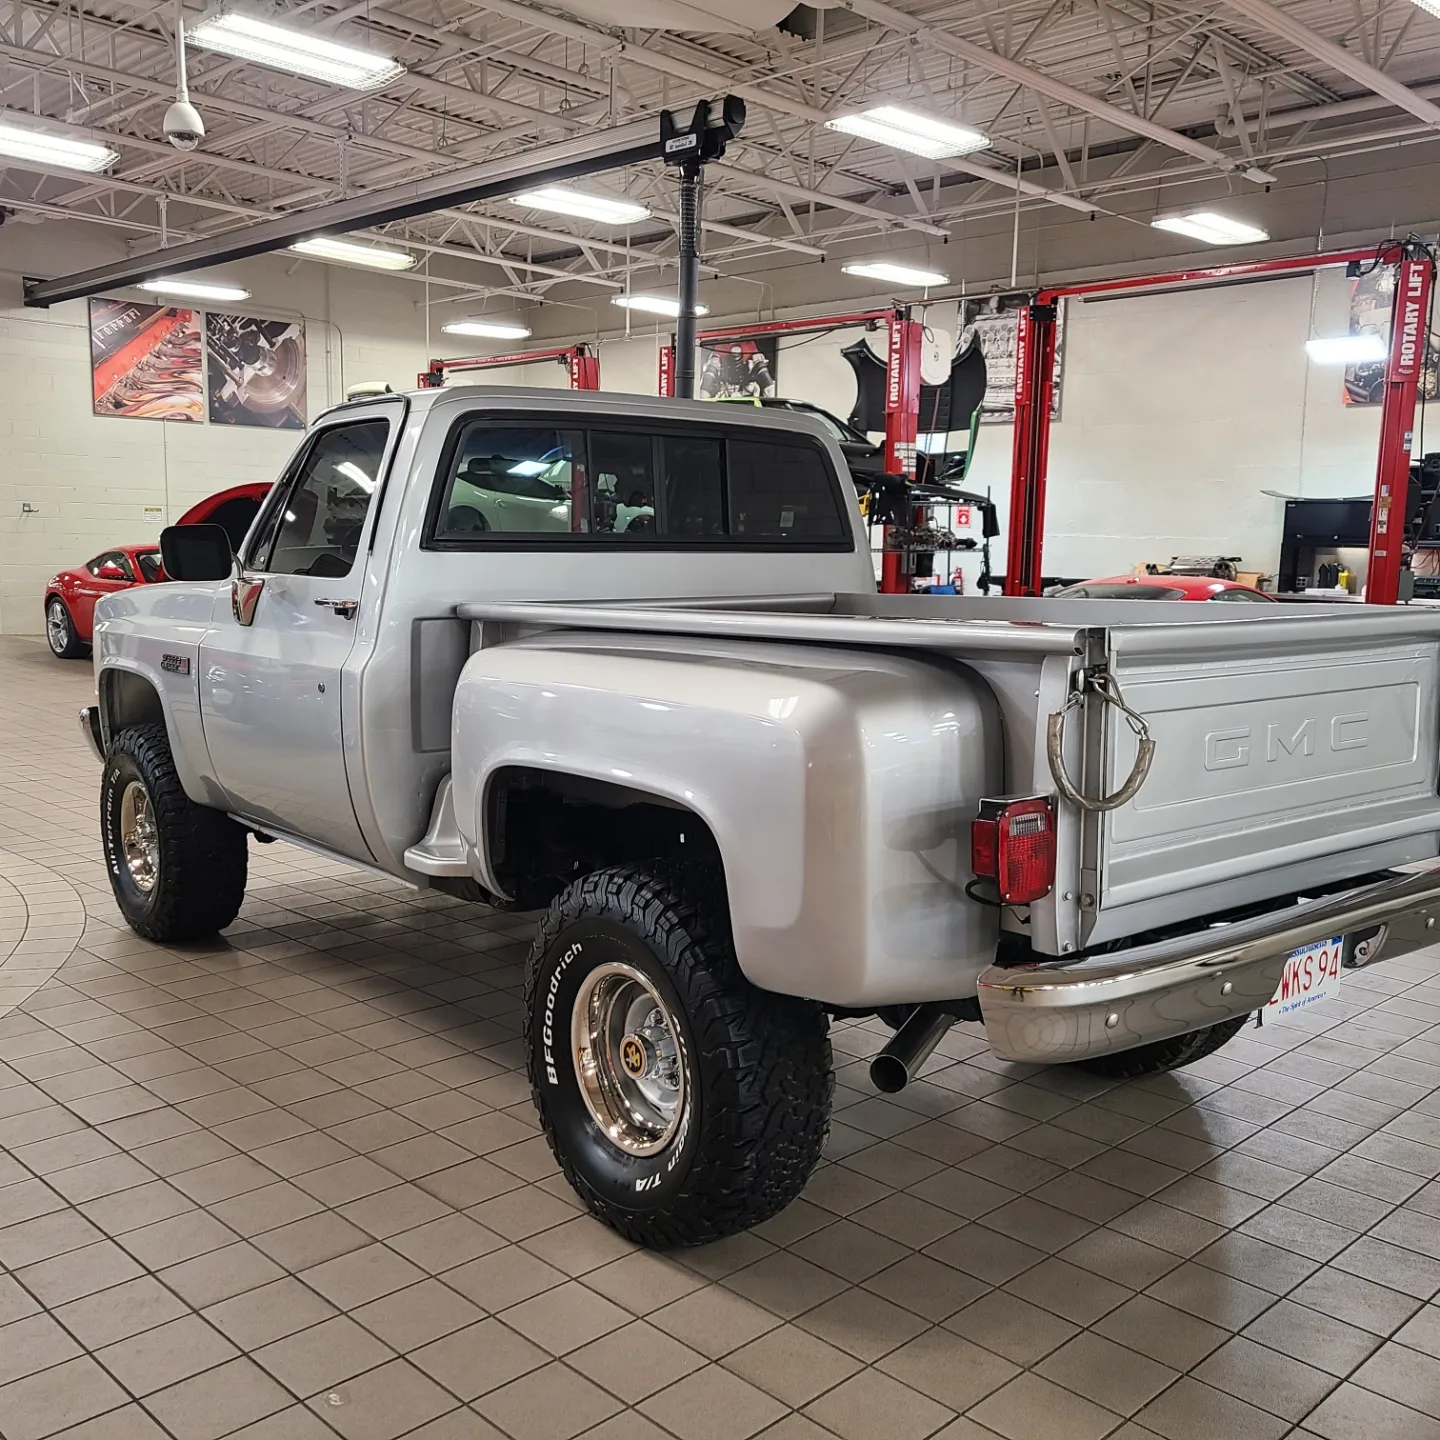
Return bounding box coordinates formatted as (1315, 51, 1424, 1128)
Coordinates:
(44, 483, 270, 658)
(1054, 574, 1275, 603)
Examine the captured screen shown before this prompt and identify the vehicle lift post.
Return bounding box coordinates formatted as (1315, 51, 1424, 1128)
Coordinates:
(418, 345, 601, 390)
(1005, 244, 1432, 603)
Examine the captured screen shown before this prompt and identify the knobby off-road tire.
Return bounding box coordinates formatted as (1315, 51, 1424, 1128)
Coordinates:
(526, 864, 832, 1247)
(1076, 1014, 1250, 1080)
(102, 724, 248, 943)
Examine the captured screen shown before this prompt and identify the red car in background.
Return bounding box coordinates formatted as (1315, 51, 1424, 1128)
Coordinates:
(1053, 575, 1275, 603)
(44, 483, 270, 658)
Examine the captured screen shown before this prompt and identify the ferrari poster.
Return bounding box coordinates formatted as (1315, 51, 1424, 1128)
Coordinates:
(206, 313, 307, 429)
(89, 298, 203, 421)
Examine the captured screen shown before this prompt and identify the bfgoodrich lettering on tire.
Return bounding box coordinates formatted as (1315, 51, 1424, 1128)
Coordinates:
(525, 864, 832, 1247)
(101, 723, 248, 943)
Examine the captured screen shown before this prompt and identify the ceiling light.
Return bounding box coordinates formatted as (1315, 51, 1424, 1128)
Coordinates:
(289, 236, 416, 270)
(826, 105, 990, 160)
(510, 187, 650, 225)
(1306, 333, 1389, 365)
(1151, 211, 1269, 245)
(188, 9, 404, 90)
(0, 112, 118, 172)
(842, 260, 948, 288)
(442, 319, 532, 340)
(612, 295, 709, 318)
(140, 278, 250, 302)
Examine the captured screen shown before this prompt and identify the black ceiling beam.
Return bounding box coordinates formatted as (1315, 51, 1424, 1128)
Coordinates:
(23, 116, 665, 308)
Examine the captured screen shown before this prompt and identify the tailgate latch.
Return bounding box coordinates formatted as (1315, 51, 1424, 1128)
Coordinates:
(1047, 669, 1156, 813)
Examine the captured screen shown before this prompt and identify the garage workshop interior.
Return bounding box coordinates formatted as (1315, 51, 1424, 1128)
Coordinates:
(10, 2, 1440, 1439)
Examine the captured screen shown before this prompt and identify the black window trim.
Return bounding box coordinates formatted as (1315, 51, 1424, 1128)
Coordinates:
(422, 410, 856, 554)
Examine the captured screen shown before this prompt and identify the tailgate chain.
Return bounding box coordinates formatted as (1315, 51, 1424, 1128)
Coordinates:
(1047, 669, 1156, 812)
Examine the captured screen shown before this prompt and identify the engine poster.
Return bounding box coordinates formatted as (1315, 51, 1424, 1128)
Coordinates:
(1343, 264, 1440, 406)
(699, 335, 778, 399)
(205, 313, 307, 429)
(89, 298, 203, 421)
(958, 292, 1065, 425)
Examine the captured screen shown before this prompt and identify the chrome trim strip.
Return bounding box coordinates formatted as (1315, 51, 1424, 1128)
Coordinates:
(78, 706, 104, 764)
(978, 867, 1440, 1063)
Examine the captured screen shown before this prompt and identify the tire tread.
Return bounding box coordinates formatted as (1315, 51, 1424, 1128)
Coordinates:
(1077, 1014, 1249, 1079)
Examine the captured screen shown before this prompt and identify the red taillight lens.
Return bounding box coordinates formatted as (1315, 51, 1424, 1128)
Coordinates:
(970, 796, 1056, 904)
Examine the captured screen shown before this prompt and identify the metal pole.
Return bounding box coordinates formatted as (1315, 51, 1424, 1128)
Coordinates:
(1006, 300, 1059, 596)
(675, 161, 701, 400)
(1367, 254, 1435, 604)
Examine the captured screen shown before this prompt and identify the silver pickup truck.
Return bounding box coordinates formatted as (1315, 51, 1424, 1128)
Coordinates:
(82, 387, 1440, 1247)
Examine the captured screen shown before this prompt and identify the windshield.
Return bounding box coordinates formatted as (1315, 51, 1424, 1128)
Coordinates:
(1055, 583, 1186, 600)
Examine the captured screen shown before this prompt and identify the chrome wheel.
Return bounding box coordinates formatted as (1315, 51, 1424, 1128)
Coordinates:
(572, 962, 688, 1157)
(119, 780, 159, 894)
(46, 601, 69, 655)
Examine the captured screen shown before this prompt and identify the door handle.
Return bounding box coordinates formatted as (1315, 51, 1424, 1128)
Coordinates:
(314, 598, 359, 619)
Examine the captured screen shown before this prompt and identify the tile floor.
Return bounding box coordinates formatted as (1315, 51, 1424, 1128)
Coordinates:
(2, 634, 1440, 1440)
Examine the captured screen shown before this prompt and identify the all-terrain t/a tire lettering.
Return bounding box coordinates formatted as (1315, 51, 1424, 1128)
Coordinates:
(101, 723, 248, 942)
(525, 864, 832, 1247)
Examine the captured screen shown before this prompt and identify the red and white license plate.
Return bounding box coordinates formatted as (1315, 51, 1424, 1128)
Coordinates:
(1265, 936, 1344, 1018)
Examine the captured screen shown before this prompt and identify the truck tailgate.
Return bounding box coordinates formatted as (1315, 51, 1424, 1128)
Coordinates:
(1089, 610, 1440, 942)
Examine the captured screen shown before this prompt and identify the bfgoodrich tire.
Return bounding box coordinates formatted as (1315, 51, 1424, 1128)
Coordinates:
(1076, 1015, 1250, 1080)
(526, 865, 832, 1248)
(101, 724, 248, 942)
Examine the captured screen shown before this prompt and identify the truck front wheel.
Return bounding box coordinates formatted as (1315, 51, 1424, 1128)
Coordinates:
(526, 865, 832, 1247)
(101, 724, 248, 943)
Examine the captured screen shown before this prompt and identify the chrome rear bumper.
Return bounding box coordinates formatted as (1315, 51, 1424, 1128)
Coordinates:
(978, 868, 1440, 1064)
(78, 705, 103, 763)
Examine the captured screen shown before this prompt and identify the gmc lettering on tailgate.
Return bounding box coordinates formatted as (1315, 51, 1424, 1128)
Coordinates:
(1204, 713, 1369, 771)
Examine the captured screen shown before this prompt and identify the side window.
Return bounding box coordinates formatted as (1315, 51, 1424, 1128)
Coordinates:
(592, 431, 655, 535)
(85, 554, 110, 577)
(258, 420, 389, 577)
(728, 439, 845, 538)
(109, 553, 137, 582)
(661, 435, 724, 536)
(436, 425, 584, 538)
(136, 552, 163, 583)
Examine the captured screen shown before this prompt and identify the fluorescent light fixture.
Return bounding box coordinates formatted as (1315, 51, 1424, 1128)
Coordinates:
(508, 460, 549, 477)
(442, 318, 532, 340)
(0, 113, 118, 172)
(188, 9, 404, 89)
(842, 260, 949, 288)
(611, 295, 709, 318)
(1151, 211, 1269, 245)
(140, 278, 251, 303)
(289, 236, 416, 270)
(510, 187, 650, 225)
(826, 105, 990, 160)
(1305, 333, 1389, 365)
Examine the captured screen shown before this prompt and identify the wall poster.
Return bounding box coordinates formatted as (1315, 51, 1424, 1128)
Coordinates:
(206, 313, 307, 429)
(958, 292, 1066, 424)
(1343, 264, 1440, 406)
(89, 298, 203, 421)
(698, 335, 779, 399)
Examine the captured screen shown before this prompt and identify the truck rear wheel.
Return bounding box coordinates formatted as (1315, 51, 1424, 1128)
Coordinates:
(525, 864, 832, 1247)
(1076, 1015, 1250, 1079)
(101, 724, 248, 943)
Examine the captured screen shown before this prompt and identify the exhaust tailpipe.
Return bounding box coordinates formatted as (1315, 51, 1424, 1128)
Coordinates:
(870, 1003, 956, 1093)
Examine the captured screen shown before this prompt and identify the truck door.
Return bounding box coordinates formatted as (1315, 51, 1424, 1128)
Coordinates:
(197, 406, 400, 860)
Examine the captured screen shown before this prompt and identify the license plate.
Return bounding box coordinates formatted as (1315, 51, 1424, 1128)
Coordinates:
(1265, 936, 1344, 1018)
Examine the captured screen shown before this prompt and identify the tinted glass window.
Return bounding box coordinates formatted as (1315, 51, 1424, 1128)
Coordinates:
(262, 420, 388, 577)
(592, 431, 655, 535)
(1209, 588, 1273, 603)
(728, 439, 845, 538)
(1055, 583, 1184, 600)
(662, 435, 724, 536)
(136, 551, 163, 583)
(108, 553, 136, 582)
(438, 425, 583, 538)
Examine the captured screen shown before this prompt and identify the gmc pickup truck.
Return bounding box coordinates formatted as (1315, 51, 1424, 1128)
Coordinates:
(82, 387, 1440, 1247)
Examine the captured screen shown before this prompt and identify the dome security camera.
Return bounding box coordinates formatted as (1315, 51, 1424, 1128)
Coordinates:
(163, 98, 205, 152)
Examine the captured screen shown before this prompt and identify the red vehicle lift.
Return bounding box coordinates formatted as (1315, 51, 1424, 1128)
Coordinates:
(659, 307, 927, 593)
(1007, 243, 1436, 604)
(420, 343, 600, 390)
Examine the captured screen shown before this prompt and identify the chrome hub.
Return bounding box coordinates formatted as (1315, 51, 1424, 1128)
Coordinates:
(119, 780, 159, 894)
(572, 963, 687, 1157)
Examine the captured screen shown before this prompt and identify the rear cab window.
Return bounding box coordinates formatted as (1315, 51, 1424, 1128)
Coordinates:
(426, 412, 850, 549)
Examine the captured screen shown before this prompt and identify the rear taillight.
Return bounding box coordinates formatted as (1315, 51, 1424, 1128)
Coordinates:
(971, 796, 1056, 905)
